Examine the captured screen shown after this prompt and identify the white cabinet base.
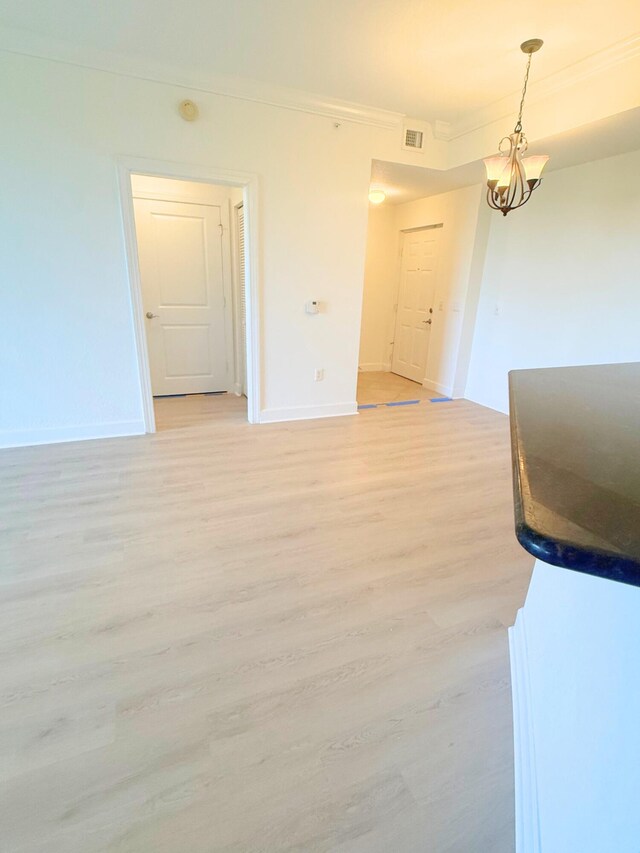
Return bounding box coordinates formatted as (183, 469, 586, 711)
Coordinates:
(509, 560, 640, 853)
(509, 609, 541, 853)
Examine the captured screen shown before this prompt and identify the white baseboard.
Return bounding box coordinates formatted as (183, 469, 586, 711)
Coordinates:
(358, 363, 390, 373)
(259, 401, 358, 424)
(422, 378, 454, 397)
(509, 610, 541, 853)
(0, 420, 146, 449)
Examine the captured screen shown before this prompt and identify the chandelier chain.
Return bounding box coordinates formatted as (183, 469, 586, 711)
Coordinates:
(484, 39, 548, 215)
(514, 52, 533, 133)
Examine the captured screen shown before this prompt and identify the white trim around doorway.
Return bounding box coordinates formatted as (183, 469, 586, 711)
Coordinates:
(117, 157, 262, 428)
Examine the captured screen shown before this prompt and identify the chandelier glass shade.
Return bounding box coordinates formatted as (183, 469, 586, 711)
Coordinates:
(484, 40, 550, 216)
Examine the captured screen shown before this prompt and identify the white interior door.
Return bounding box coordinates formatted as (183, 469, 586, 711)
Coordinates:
(391, 228, 440, 383)
(134, 198, 230, 396)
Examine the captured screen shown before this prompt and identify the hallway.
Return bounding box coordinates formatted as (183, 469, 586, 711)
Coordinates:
(357, 371, 444, 406)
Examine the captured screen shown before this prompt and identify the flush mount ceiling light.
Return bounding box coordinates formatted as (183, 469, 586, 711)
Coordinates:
(368, 189, 386, 204)
(484, 39, 550, 216)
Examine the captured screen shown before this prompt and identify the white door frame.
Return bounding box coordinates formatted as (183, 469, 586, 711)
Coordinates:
(117, 156, 261, 429)
(231, 200, 247, 397)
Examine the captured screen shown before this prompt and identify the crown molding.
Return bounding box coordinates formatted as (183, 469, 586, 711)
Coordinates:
(446, 33, 640, 140)
(0, 26, 404, 130)
(2, 25, 639, 145)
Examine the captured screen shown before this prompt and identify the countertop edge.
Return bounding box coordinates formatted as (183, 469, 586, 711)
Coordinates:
(508, 367, 640, 588)
(514, 520, 640, 585)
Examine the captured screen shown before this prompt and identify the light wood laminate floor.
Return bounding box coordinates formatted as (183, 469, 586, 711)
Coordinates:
(357, 372, 439, 406)
(0, 394, 533, 852)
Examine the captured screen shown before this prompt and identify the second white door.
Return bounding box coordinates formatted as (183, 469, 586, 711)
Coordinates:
(134, 198, 231, 396)
(391, 228, 440, 383)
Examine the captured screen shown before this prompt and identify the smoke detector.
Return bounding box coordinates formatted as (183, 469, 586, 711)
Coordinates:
(179, 100, 199, 122)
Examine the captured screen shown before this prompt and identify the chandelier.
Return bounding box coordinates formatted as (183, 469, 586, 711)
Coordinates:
(484, 39, 549, 216)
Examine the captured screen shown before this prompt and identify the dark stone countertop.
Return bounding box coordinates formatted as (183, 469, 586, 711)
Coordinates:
(509, 362, 640, 587)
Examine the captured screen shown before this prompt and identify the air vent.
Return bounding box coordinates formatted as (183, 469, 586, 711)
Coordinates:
(401, 119, 430, 153)
(404, 128, 424, 149)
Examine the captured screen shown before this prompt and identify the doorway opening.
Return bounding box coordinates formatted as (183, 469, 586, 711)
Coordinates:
(118, 159, 260, 431)
(357, 157, 487, 410)
(357, 206, 443, 407)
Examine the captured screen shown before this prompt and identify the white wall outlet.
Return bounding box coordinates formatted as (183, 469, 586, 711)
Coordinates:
(314, 368, 324, 382)
(305, 300, 320, 314)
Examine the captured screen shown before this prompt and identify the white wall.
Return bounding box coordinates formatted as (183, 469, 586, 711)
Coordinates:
(0, 50, 429, 446)
(358, 206, 398, 371)
(6, 47, 639, 446)
(357, 184, 486, 396)
(465, 149, 640, 413)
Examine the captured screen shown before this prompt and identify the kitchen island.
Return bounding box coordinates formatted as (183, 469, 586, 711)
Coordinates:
(508, 363, 640, 853)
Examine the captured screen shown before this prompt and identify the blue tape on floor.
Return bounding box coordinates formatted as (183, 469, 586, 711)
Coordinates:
(430, 396, 453, 402)
(358, 403, 378, 409)
(386, 399, 420, 407)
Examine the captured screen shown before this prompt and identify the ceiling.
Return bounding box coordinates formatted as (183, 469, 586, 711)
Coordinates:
(1, 0, 640, 124)
(371, 159, 483, 205)
(371, 107, 640, 204)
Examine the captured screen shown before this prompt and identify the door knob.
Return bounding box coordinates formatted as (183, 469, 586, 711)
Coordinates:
(422, 319, 432, 325)
(146, 311, 159, 319)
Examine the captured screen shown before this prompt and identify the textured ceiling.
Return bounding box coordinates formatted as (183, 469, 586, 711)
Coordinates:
(1, 0, 639, 123)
